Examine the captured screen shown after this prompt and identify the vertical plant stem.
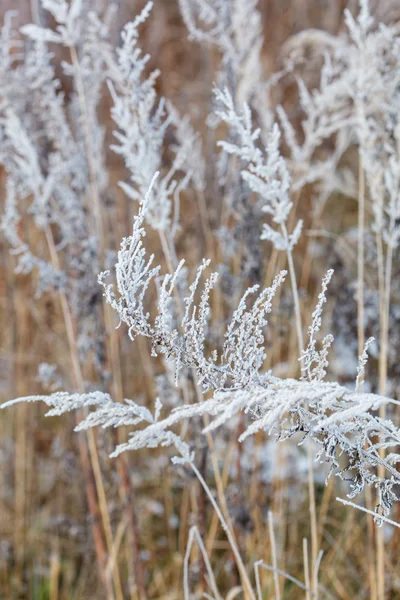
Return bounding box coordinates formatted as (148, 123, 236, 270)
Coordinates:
(14, 296, 28, 578)
(303, 538, 311, 600)
(183, 526, 222, 600)
(69, 43, 147, 598)
(359, 158, 381, 600)
(268, 511, 281, 600)
(357, 157, 365, 357)
(376, 239, 393, 600)
(281, 224, 318, 595)
(191, 463, 256, 600)
(159, 231, 247, 591)
(69, 45, 104, 244)
(307, 447, 318, 600)
(254, 561, 263, 600)
(366, 485, 378, 600)
(282, 227, 304, 355)
(44, 227, 116, 599)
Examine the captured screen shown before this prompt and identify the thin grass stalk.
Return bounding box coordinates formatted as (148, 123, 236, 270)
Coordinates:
(254, 561, 263, 600)
(336, 498, 400, 530)
(158, 230, 252, 595)
(365, 485, 378, 600)
(14, 338, 27, 578)
(306, 447, 318, 600)
(256, 561, 308, 592)
(49, 552, 60, 600)
(281, 225, 304, 355)
(206, 441, 235, 555)
(281, 223, 319, 595)
(69, 43, 148, 598)
(376, 239, 393, 600)
(357, 157, 365, 357)
(303, 538, 311, 600)
(313, 551, 324, 599)
(44, 226, 116, 599)
(268, 511, 280, 600)
(191, 463, 256, 600)
(183, 526, 222, 600)
(196, 189, 214, 258)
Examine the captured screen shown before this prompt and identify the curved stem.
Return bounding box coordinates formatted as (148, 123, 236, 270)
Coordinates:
(191, 463, 256, 600)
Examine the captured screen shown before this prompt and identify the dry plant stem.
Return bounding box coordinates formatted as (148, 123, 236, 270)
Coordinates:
(183, 526, 222, 600)
(307, 444, 318, 598)
(107, 306, 148, 599)
(69, 44, 104, 243)
(317, 476, 333, 550)
(202, 414, 254, 594)
(49, 552, 60, 600)
(69, 43, 147, 599)
(14, 299, 27, 577)
(158, 232, 252, 593)
(376, 237, 393, 600)
(303, 538, 311, 600)
(336, 498, 400, 530)
(30, 0, 41, 23)
(196, 189, 214, 258)
(44, 227, 117, 600)
(357, 161, 378, 600)
(117, 455, 147, 599)
(179, 486, 190, 569)
(191, 463, 256, 600)
(268, 511, 280, 600)
(205, 441, 235, 553)
(281, 224, 304, 355)
(159, 231, 176, 278)
(281, 224, 318, 596)
(270, 450, 286, 592)
(254, 561, 263, 600)
(106, 517, 129, 583)
(198, 445, 208, 591)
(379, 242, 393, 400)
(373, 224, 393, 600)
(313, 551, 323, 598)
(366, 484, 378, 600)
(256, 562, 308, 592)
(357, 157, 365, 357)
(357, 159, 379, 600)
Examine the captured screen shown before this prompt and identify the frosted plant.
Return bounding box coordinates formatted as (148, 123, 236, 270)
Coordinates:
(270, 0, 383, 215)
(20, 0, 88, 46)
(20, 0, 114, 195)
(0, 3, 108, 290)
(178, 0, 263, 105)
(165, 100, 206, 235)
(214, 87, 306, 355)
(300, 269, 334, 383)
(277, 0, 400, 204)
(4, 215, 400, 525)
(4, 1, 400, 596)
(0, 1, 144, 369)
(215, 87, 302, 255)
(177, 0, 281, 231)
(356, 336, 375, 390)
(346, 14, 400, 250)
(106, 1, 202, 237)
(276, 51, 357, 193)
(98, 174, 287, 392)
(0, 6, 154, 592)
